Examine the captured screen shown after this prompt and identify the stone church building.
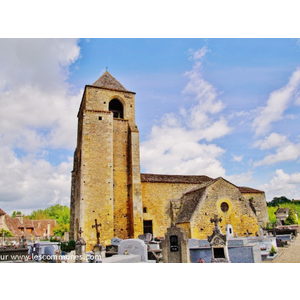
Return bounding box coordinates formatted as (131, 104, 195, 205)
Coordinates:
(70, 71, 269, 251)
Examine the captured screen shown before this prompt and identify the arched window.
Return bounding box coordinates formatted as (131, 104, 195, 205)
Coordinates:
(109, 99, 123, 119)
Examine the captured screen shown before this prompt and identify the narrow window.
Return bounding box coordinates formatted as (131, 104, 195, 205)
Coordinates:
(143, 220, 153, 235)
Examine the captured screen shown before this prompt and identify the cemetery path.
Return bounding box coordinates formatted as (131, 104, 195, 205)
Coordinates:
(264, 235, 300, 263)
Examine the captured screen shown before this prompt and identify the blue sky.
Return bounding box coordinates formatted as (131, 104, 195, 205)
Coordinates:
(1, 38, 300, 214)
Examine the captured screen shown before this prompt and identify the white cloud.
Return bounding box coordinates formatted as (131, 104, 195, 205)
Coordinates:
(0, 147, 72, 214)
(253, 133, 300, 167)
(232, 154, 243, 162)
(258, 169, 300, 201)
(253, 132, 288, 150)
(0, 39, 81, 214)
(252, 68, 300, 136)
(140, 47, 231, 178)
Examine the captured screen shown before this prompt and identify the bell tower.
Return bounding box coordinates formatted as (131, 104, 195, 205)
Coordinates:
(70, 71, 143, 250)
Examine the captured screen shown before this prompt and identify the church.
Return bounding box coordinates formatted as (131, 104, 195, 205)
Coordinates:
(70, 71, 269, 251)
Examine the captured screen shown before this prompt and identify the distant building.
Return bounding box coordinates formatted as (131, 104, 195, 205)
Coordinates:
(0, 208, 57, 239)
(275, 206, 298, 225)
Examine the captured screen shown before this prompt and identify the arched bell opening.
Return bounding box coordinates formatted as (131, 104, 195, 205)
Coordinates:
(109, 99, 124, 119)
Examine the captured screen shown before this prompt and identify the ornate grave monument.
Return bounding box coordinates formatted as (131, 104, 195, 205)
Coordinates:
(75, 227, 86, 263)
(161, 224, 190, 263)
(92, 219, 106, 260)
(207, 215, 231, 263)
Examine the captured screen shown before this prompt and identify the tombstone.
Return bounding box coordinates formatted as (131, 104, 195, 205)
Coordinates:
(64, 231, 69, 242)
(91, 219, 106, 261)
(118, 239, 148, 262)
(161, 225, 190, 263)
(259, 228, 264, 237)
(138, 233, 152, 243)
(207, 215, 230, 263)
(111, 237, 123, 246)
(225, 224, 234, 238)
(75, 228, 86, 263)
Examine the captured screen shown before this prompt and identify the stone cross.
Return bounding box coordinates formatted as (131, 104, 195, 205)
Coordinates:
(210, 215, 222, 228)
(78, 227, 83, 238)
(92, 219, 101, 244)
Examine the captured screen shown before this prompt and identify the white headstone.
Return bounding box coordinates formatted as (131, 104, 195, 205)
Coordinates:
(118, 239, 148, 262)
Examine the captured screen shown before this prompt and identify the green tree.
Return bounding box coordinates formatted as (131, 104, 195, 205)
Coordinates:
(285, 209, 298, 225)
(53, 223, 70, 237)
(28, 205, 70, 225)
(0, 229, 14, 237)
(11, 211, 21, 218)
(268, 196, 291, 207)
(267, 206, 277, 224)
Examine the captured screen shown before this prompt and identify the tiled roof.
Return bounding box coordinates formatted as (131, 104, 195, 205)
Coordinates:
(32, 219, 57, 236)
(176, 188, 206, 223)
(276, 208, 290, 214)
(0, 208, 6, 215)
(2, 213, 57, 237)
(141, 173, 213, 184)
(238, 186, 264, 193)
(92, 71, 129, 92)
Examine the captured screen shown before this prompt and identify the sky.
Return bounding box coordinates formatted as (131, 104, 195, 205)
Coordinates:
(1, 38, 300, 215)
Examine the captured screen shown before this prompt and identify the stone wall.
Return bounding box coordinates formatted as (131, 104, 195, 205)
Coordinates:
(141, 181, 201, 238)
(241, 192, 269, 225)
(177, 178, 260, 239)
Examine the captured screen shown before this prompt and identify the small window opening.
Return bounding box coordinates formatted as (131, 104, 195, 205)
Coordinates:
(98, 116, 102, 120)
(109, 99, 123, 119)
(143, 207, 147, 213)
(221, 202, 229, 212)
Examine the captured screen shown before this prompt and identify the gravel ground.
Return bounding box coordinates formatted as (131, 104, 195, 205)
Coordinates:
(263, 236, 300, 263)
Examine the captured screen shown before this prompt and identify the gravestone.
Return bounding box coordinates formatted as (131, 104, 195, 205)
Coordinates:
(118, 239, 148, 262)
(111, 237, 123, 246)
(207, 215, 230, 263)
(138, 233, 152, 243)
(225, 224, 234, 238)
(75, 227, 86, 263)
(161, 225, 190, 263)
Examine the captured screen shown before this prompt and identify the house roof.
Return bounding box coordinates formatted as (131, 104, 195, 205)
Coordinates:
(32, 219, 57, 237)
(2, 213, 57, 238)
(275, 207, 290, 214)
(91, 71, 130, 93)
(0, 208, 6, 215)
(141, 173, 213, 184)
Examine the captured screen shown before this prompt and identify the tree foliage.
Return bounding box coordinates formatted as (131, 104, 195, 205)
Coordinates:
(28, 204, 70, 225)
(53, 223, 70, 237)
(11, 211, 22, 218)
(285, 209, 298, 225)
(267, 196, 291, 207)
(0, 228, 14, 237)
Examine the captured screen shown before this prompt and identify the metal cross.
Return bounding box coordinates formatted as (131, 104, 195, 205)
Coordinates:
(92, 219, 101, 244)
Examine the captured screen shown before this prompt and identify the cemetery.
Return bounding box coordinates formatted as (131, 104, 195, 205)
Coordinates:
(61, 214, 297, 263)
(1, 212, 298, 263)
